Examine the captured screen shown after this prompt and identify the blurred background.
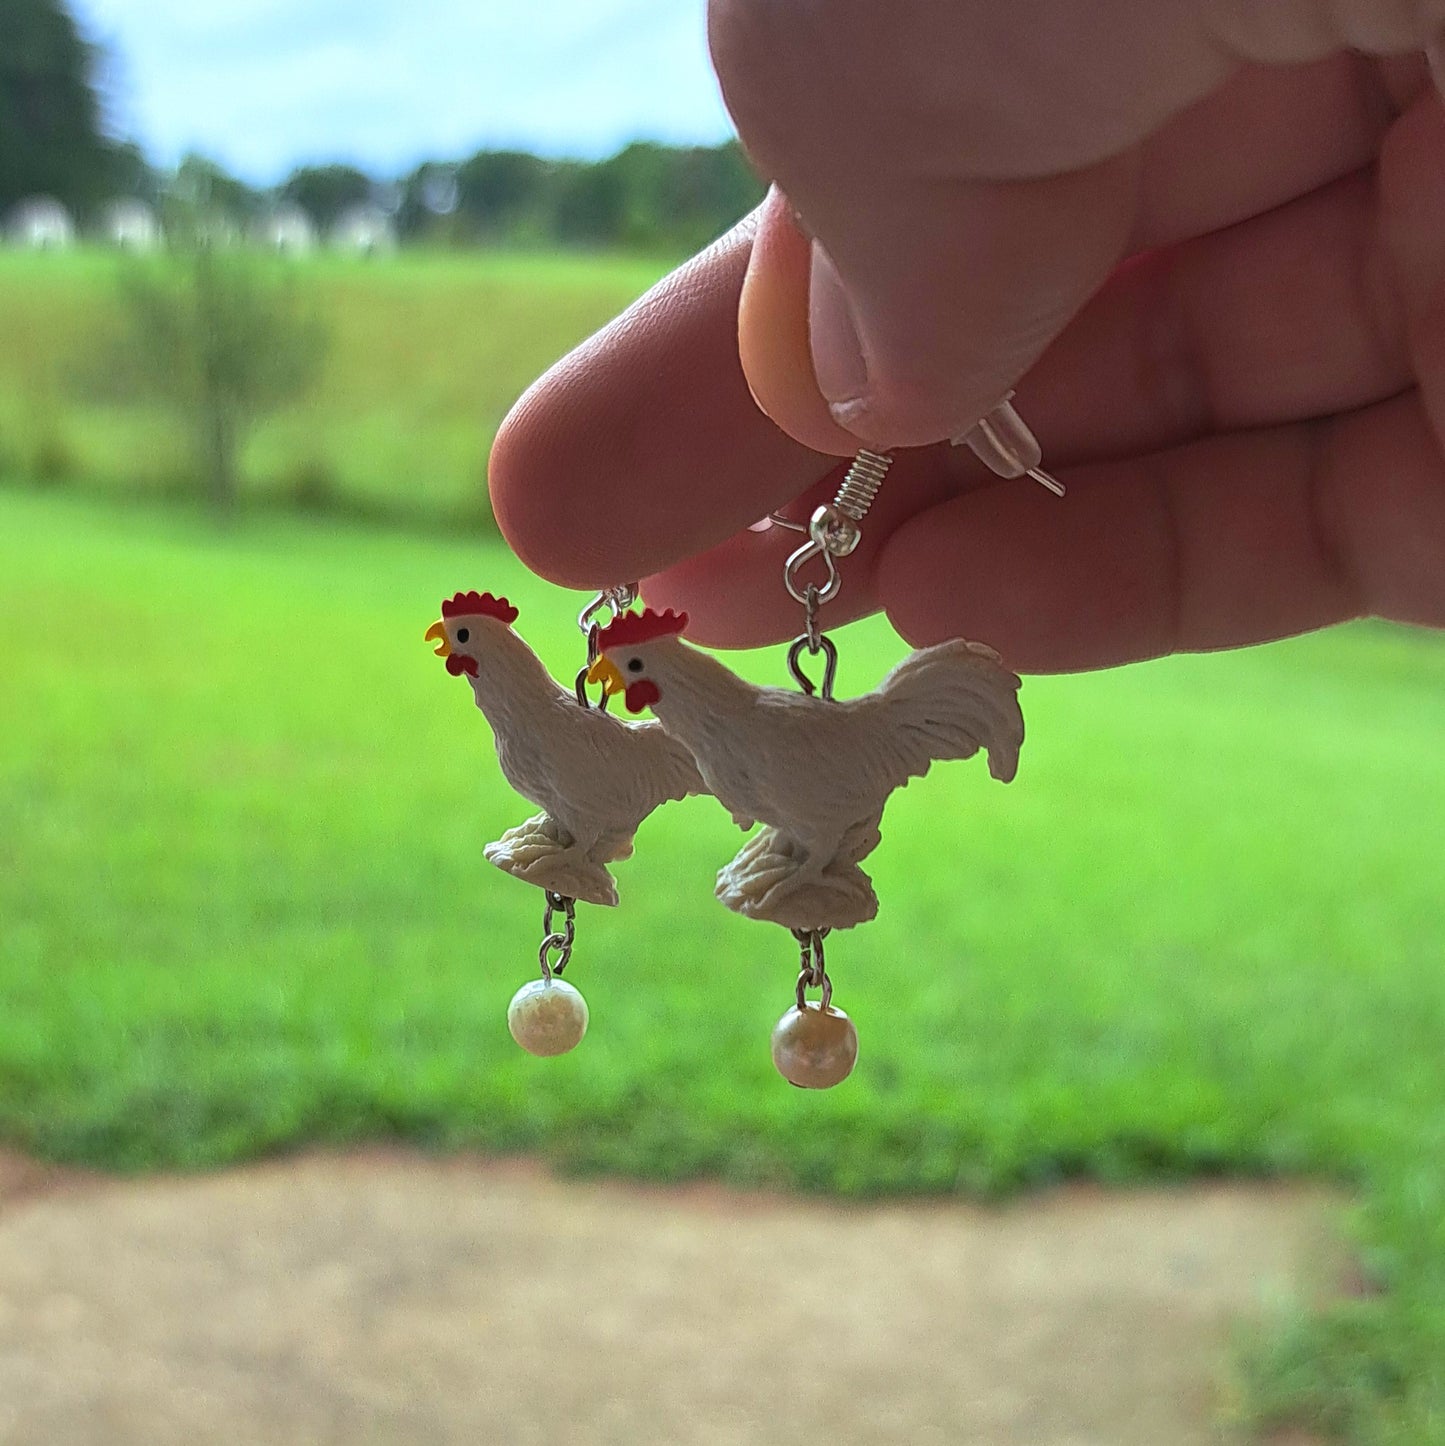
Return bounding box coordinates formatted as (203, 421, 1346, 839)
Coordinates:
(0, 0, 754, 518)
(3, 2, 1445, 1441)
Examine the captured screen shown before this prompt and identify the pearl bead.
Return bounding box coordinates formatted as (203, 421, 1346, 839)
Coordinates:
(770, 1003, 858, 1089)
(507, 978, 588, 1057)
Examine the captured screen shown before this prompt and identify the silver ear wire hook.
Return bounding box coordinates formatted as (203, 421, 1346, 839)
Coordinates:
(782, 448, 893, 607)
(575, 583, 638, 707)
(577, 583, 638, 639)
(760, 394, 1062, 539)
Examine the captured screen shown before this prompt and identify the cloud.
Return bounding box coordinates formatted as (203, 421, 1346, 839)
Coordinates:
(75, 0, 736, 181)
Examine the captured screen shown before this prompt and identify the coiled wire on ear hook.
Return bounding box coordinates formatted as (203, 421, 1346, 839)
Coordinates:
(763, 394, 1063, 544)
(829, 447, 892, 528)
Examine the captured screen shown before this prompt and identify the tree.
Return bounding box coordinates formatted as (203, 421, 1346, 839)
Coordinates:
(600, 141, 763, 253)
(115, 240, 328, 512)
(108, 140, 159, 206)
(668, 140, 763, 248)
(455, 150, 555, 241)
(537, 141, 762, 254)
(552, 159, 627, 247)
(359, 139, 765, 254)
(280, 164, 374, 233)
(169, 154, 259, 234)
(0, 0, 119, 217)
(394, 161, 460, 243)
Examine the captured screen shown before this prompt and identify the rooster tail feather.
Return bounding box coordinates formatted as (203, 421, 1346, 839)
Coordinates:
(874, 640, 1024, 783)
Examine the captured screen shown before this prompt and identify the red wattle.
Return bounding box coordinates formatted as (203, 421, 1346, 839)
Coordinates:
(446, 654, 478, 677)
(624, 680, 661, 713)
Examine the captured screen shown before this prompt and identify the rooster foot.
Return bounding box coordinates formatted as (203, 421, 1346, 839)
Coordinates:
(484, 813, 621, 907)
(716, 828, 878, 931)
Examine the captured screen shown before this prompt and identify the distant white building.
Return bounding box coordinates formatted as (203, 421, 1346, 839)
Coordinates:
(8, 196, 74, 249)
(102, 198, 161, 251)
(331, 203, 397, 257)
(256, 203, 317, 256)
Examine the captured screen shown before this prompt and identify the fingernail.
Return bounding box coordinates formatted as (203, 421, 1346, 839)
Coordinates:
(807, 240, 868, 414)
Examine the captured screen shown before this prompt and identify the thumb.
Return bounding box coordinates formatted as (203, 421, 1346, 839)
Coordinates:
(735, 166, 1137, 456)
(799, 159, 1139, 449)
(712, 0, 1211, 451)
(713, 0, 1445, 452)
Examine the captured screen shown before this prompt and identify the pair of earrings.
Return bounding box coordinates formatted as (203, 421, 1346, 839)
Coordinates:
(427, 398, 1058, 1088)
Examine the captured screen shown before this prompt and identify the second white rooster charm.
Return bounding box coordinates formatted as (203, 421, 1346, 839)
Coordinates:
(426, 588, 705, 1058)
(588, 445, 1042, 1091)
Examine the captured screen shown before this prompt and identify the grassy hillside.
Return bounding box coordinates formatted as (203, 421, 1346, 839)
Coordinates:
(3, 487, 1445, 1439)
(0, 247, 669, 523)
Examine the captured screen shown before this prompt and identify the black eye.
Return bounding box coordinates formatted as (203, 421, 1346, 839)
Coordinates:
(626, 658, 643, 673)
(456, 628, 469, 643)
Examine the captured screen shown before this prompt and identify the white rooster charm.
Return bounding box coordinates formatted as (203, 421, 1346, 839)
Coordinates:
(426, 591, 706, 907)
(587, 609, 1023, 931)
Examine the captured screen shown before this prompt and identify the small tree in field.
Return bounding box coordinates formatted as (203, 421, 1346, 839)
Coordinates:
(117, 239, 327, 512)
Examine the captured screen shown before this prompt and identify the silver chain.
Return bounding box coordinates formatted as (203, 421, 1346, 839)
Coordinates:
(792, 927, 833, 1010)
(786, 582, 839, 700)
(539, 890, 576, 980)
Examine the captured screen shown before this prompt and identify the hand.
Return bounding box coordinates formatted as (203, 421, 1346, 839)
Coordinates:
(490, 0, 1445, 672)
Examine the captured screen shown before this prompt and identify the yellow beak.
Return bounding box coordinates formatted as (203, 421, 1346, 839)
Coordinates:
(586, 656, 625, 697)
(425, 620, 450, 658)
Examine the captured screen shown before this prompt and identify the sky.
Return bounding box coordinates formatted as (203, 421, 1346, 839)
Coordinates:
(72, 0, 738, 184)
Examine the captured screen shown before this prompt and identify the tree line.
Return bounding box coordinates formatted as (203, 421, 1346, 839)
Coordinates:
(2, 0, 764, 255)
(188, 143, 763, 255)
(0, 0, 149, 218)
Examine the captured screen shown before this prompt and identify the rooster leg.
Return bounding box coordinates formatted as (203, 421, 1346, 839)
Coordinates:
(484, 814, 621, 908)
(832, 813, 883, 870)
(585, 824, 638, 866)
(559, 822, 640, 867)
(727, 827, 778, 871)
(560, 824, 599, 857)
(717, 826, 879, 931)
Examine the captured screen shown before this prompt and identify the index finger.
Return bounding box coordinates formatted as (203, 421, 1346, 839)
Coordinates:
(487, 216, 830, 590)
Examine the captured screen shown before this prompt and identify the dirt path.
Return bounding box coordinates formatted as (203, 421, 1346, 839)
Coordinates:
(0, 1150, 1336, 1445)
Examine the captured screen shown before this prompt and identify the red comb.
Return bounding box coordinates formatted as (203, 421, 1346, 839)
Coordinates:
(440, 591, 519, 625)
(596, 608, 689, 651)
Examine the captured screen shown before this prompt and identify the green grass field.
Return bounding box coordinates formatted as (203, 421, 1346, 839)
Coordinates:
(0, 247, 669, 523)
(4, 245, 1445, 1440)
(3, 487, 1445, 1440)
